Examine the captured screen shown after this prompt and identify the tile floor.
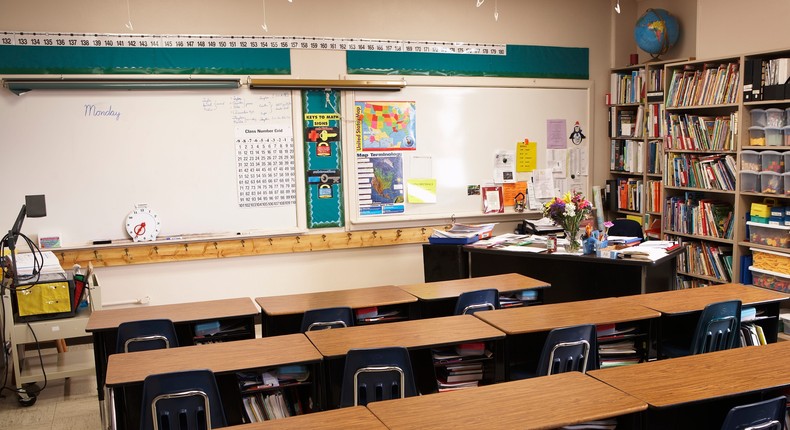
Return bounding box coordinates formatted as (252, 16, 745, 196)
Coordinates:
(0, 344, 101, 430)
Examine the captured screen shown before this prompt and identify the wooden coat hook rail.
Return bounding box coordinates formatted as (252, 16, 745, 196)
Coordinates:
(56, 225, 449, 268)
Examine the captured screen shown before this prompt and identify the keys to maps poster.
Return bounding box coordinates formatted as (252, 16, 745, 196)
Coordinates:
(355, 101, 416, 151)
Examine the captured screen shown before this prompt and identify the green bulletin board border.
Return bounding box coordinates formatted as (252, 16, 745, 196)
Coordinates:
(346, 45, 589, 79)
(0, 45, 291, 75)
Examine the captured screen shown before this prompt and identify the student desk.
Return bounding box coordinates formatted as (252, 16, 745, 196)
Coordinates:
(85, 297, 258, 418)
(474, 297, 661, 378)
(424, 244, 682, 303)
(105, 334, 323, 430)
(305, 314, 506, 408)
(224, 406, 387, 429)
(589, 341, 790, 429)
(367, 371, 647, 429)
(619, 283, 789, 352)
(256, 285, 418, 336)
(397, 273, 551, 318)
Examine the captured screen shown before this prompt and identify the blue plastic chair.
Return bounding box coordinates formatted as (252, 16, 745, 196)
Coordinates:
(454, 289, 499, 315)
(116, 319, 179, 354)
(300, 307, 354, 332)
(537, 324, 599, 376)
(663, 300, 742, 358)
(140, 369, 227, 430)
(339, 347, 418, 407)
(720, 395, 787, 430)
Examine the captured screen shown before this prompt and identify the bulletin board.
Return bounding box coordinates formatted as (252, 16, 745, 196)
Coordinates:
(0, 87, 304, 245)
(345, 78, 592, 225)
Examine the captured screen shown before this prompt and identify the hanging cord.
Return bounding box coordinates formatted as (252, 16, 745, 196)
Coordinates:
(124, 0, 134, 30)
(261, 0, 269, 32)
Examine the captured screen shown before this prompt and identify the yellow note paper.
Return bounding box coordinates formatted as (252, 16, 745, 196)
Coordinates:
(407, 179, 437, 203)
(517, 140, 537, 172)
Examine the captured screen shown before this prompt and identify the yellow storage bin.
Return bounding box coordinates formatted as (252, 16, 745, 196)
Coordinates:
(751, 248, 790, 276)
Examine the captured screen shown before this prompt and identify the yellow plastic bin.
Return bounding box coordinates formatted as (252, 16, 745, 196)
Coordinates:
(749, 126, 766, 146)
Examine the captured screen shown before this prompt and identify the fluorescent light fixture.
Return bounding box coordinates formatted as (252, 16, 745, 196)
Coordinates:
(3, 78, 241, 95)
(249, 78, 406, 91)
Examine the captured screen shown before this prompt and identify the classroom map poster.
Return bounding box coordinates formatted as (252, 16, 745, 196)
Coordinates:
(234, 125, 296, 208)
(355, 101, 416, 151)
(357, 152, 405, 216)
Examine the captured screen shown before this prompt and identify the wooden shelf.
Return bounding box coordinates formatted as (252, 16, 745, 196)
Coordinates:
(664, 186, 736, 194)
(665, 231, 734, 244)
(676, 271, 728, 283)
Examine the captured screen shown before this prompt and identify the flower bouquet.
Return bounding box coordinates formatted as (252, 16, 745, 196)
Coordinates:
(542, 191, 592, 252)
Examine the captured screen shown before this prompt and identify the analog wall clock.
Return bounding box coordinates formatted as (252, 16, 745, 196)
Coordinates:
(125, 204, 161, 242)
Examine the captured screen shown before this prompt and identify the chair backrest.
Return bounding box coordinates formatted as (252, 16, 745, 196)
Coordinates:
(454, 288, 499, 315)
(300, 306, 354, 332)
(339, 346, 418, 407)
(607, 218, 644, 238)
(720, 395, 787, 430)
(140, 369, 227, 430)
(116, 319, 179, 354)
(537, 324, 599, 377)
(691, 300, 742, 355)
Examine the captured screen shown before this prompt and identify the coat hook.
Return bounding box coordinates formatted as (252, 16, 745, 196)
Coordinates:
(153, 246, 159, 255)
(269, 238, 273, 245)
(94, 250, 99, 260)
(124, 248, 130, 258)
(213, 241, 218, 250)
(322, 234, 326, 241)
(184, 243, 189, 251)
(372, 231, 378, 238)
(347, 232, 353, 242)
(241, 239, 246, 247)
(396, 229, 402, 238)
(295, 236, 301, 243)
(421, 227, 426, 235)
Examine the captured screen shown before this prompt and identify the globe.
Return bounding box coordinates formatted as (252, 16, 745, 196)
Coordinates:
(634, 8, 680, 59)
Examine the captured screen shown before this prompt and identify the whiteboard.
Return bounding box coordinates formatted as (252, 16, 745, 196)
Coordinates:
(0, 87, 303, 245)
(346, 81, 592, 225)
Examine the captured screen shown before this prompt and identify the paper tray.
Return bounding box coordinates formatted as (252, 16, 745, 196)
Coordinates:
(428, 236, 480, 245)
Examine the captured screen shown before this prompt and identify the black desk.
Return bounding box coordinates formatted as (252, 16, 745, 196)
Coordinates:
(424, 244, 682, 304)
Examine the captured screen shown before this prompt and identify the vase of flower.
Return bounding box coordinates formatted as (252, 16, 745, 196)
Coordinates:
(542, 191, 592, 254)
(565, 228, 582, 253)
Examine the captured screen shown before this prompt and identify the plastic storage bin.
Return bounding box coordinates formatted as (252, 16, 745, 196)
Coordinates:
(750, 108, 767, 127)
(751, 248, 790, 275)
(765, 126, 783, 146)
(747, 221, 790, 248)
(761, 150, 784, 172)
(749, 266, 790, 293)
(741, 150, 761, 171)
(761, 171, 784, 194)
(741, 170, 760, 193)
(749, 126, 766, 146)
(784, 152, 790, 171)
(785, 172, 790, 197)
(784, 126, 790, 146)
(766, 108, 785, 127)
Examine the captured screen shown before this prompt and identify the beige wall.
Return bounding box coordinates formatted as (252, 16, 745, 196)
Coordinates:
(0, 0, 615, 305)
(697, 0, 790, 59)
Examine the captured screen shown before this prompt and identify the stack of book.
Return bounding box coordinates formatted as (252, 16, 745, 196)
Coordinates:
(432, 342, 491, 392)
(498, 290, 538, 308)
(354, 306, 405, 324)
(740, 306, 768, 346)
(596, 324, 641, 368)
(237, 366, 312, 423)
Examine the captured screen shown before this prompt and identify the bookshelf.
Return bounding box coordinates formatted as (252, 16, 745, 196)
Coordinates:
(661, 56, 741, 289)
(738, 49, 790, 300)
(608, 60, 675, 238)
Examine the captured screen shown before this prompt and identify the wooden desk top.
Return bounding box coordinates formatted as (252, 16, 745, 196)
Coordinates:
(225, 407, 387, 430)
(620, 283, 789, 315)
(255, 285, 417, 316)
(367, 372, 646, 429)
(86, 297, 258, 332)
(397, 273, 550, 301)
(306, 315, 505, 358)
(474, 297, 660, 335)
(105, 334, 321, 386)
(590, 341, 790, 408)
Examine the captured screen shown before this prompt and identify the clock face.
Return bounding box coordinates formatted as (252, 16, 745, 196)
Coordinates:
(125, 207, 161, 242)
